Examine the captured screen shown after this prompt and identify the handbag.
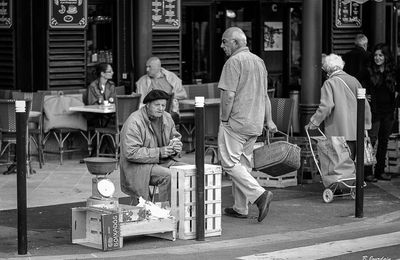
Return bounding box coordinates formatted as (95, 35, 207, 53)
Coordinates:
(43, 93, 87, 133)
(364, 131, 377, 166)
(308, 128, 355, 188)
(253, 130, 301, 177)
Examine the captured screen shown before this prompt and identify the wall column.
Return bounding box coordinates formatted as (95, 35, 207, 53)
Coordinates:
(15, 0, 33, 91)
(369, 0, 386, 48)
(299, 0, 322, 135)
(133, 0, 152, 88)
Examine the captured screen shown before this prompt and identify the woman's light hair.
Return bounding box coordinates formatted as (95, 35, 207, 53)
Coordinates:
(324, 53, 345, 74)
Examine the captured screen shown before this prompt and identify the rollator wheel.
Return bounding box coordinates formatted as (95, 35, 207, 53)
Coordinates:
(350, 189, 356, 199)
(323, 189, 334, 203)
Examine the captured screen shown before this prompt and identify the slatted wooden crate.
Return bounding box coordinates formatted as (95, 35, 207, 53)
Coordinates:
(386, 134, 400, 173)
(170, 164, 222, 240)
(251, 170, 298, 188)
(72, 206, 176, 250)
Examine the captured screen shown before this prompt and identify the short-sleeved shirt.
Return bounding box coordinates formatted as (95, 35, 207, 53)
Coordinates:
(150, 74, 173, 95)
(218, 47, 268, 136)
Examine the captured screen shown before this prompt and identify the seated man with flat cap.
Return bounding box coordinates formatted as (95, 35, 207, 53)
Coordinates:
(119, 89, 184, 206)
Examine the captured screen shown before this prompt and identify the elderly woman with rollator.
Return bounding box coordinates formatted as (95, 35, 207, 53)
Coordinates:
(306, 53, 371, 160)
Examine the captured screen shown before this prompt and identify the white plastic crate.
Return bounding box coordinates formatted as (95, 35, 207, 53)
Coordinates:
(251, 170, 297, 188)
(170, 164, 222, 240)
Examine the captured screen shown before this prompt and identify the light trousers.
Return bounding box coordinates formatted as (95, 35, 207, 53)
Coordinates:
(218, 123, 265, 215)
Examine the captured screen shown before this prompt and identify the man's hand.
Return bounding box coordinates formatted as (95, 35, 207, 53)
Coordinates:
(305, 122, 318, 130)
(170, 138, 183, 154)
(265, 121, 277, 133)
(160, 146, 175, 158)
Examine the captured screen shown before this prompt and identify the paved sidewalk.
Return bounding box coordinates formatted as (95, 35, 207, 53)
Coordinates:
(1, 153, 400, 259)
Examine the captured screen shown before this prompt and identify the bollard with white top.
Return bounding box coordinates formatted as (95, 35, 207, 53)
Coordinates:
(356, 88, 365, 218)
(16, 100, 28, 254)
(194, 96, 205, 241)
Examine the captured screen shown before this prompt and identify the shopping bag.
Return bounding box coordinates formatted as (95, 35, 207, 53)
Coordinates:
(43, 93, 87, 133)
(364, 131, 377, 166)
(314, 134, 355, 187)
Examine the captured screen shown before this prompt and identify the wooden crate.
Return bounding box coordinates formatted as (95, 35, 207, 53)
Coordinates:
(170, 164, 222, 240)
(386, 135, 400, 173)
(72, 206, 176, 250)
(251, 170, 298, 188)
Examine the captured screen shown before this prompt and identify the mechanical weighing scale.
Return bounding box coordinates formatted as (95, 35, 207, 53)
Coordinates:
(83, 157, 119, 209)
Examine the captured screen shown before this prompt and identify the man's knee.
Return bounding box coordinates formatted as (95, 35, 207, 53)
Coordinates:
(150, 174, 170, 186)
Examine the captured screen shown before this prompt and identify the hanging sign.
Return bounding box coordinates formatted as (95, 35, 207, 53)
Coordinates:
(49, 0, 87, 29)
(152, 0, 180, 30)
(335, 0, 362, 28)
(0, 0, 12, 28)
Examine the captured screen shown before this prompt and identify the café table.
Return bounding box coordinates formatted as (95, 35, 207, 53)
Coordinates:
(69, 104, 116, 114)
(179, 98, 220, 109)
(69, 104, 116, 160)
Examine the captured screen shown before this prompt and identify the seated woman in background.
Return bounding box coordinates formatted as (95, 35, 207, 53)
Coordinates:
(88, 63, 116, 105)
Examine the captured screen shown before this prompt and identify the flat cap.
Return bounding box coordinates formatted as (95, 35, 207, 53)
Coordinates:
(143, 89, 170, 104)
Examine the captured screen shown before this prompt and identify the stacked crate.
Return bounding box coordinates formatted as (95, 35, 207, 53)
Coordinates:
(251, 170, 297, 188)
(386, 134, 400, 173)
(170, 164, 222, 240)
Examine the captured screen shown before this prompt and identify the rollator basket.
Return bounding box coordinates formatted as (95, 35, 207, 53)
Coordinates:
(253, 131, 301, 177)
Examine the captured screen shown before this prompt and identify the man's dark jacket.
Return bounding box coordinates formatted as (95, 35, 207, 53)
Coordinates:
(343, 46, 371, 86)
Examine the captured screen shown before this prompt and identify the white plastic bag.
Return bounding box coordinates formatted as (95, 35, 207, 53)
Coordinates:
(137, 197, 171, 219)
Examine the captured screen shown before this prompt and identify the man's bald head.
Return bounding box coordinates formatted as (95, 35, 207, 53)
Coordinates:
(223, 27, 247, 47)
(146, 57, 162, 78)
(221, 27, 247, 57)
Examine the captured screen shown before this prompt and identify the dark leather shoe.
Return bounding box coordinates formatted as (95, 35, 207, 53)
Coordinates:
(224, 207, 248, 219)
(376, 173, 391, 181)
(365, 175, 378, 182)
(255, 191, 273, 222)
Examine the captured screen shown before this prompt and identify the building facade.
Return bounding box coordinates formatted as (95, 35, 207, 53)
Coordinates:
(1, 0, 399, 105)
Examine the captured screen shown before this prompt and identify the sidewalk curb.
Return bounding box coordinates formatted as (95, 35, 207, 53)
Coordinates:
(5, 210, 400, 260)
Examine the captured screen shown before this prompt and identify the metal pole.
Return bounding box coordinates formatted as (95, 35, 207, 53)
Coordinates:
(195, 96, 205, 241)
(356, 88, 365, 218)
(16, 100, 28, 254)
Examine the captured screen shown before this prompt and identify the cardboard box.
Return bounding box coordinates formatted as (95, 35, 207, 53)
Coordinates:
(72, 206, 177, 250)
(72, 207, 121, 251)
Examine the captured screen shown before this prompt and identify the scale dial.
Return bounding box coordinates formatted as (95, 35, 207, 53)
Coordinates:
(96, 178, 115, 197)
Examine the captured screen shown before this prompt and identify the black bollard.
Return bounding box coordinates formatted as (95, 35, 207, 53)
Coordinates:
(195, 96, 205, 241)
(355, 88, 365, 218)
(16, 100, 28, 254)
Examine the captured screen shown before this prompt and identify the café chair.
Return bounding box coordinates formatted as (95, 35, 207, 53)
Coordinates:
(12, 92, 45, 168)
(0, 89, 20, 99)
(42, 92, 88, 165)
(95, 94, 141, 159)
(204, 102, 220, 164)
(0, 99, 32, 175)
(115, 85, 126, 95)
(262, 98, 294, 142)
